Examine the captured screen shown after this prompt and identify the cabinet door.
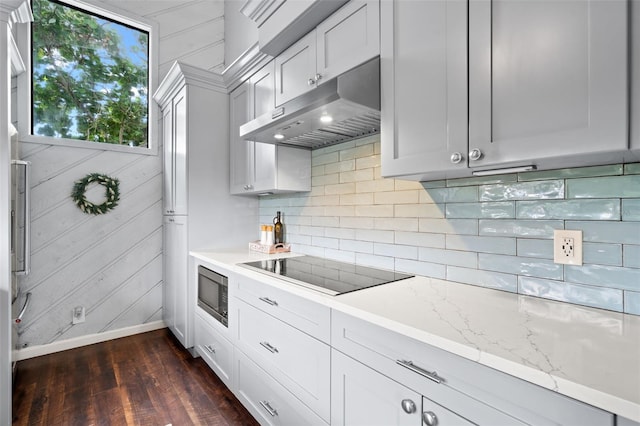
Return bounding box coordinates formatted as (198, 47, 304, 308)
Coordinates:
(275, 30, 317, 106)
(162, 104, 174, 214)
(468, 0, 628, 168)
(331, 350, 421, 426)
(172, 88, 188, 215)
(249, 62, 278, 192)
(229, 83, 253, 194)
(632, 0, 640, 153)
(162, 87, 188, 214)
(316, 0, 380, 82)
(163, 216, 188, 346)
(380, 0, 468, 179)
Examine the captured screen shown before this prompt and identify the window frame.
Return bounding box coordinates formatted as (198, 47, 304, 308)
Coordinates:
(17, 0, 159, 155)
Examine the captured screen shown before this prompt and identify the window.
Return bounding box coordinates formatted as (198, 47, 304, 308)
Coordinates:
(21, 0, 157, 151)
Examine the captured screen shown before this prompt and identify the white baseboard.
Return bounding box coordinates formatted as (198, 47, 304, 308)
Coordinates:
(12, 320, 167, 361)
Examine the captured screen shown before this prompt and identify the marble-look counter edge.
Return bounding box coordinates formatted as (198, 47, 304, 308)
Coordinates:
(190, 248, 640, 422)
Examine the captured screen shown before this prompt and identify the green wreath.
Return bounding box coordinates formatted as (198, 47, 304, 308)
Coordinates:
(71, 173, 120, 215)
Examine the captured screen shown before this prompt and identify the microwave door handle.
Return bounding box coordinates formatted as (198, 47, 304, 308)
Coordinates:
(12, 160, 30, 275)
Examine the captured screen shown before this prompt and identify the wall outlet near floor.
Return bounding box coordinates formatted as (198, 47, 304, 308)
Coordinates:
(72, 306, 85, 324)
(553, 230, 583, 266)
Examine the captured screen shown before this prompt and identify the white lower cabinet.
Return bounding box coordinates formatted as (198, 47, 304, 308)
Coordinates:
(235, 297, 331, 422)
(194, 309, 234, 390)
(235, 349, 328, 426)
(332, 310, 614, 426)
(332, 349, 475, 426)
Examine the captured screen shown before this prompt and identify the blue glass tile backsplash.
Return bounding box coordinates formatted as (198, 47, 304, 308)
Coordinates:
(259, 137, 640, 315)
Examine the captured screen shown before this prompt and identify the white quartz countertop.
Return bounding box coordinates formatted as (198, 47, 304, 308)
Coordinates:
(191, 248, 640, 422)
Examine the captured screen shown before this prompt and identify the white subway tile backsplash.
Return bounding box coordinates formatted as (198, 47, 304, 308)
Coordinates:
(567, 221, 640, 244)
(374, 190, 421, 205)
(479, 253, 563, 280)
(340, 168, 374, 183)
(374, 243, 418, 260)
(446, 235, 516, 255)
(479, 219, 563, 238)
(259, 137, 640, 315)
(623, 245, 640, 268)
(518, 277, 623, 312)
(446, 266, 517, 292)
(355, 253, 395, 270)
(340, 239, 374, 254)
(355, 204, 394, 217)
(374, 217, 419, 232)
(516, 199, 620, 220)
(325, 182, 356, 195)
(446, 202, 515, 219)
(396, 258, 446, 279)
(480, 180, 565, 201)
(565, 264, 640, 291)
(395, 204, 445, 218)
(419, 247, 477, 268)
(420, 218, 478, 235)
(394, 231, 445, 248)
(355, 229, 395, 244)
(356, 178, 395, 193)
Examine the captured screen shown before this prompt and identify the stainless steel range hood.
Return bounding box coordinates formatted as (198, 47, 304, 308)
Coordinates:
(239, 57, 380, 150)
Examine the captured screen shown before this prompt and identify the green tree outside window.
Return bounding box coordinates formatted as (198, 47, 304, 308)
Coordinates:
(32, 0, 149, 147)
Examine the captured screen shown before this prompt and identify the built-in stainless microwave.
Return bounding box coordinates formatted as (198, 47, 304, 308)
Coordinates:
(197, 265, 228, 327)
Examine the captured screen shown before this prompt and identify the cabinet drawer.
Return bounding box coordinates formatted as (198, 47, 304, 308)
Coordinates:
(235, 274, 330, 343)
(236, 298, 330, 422)
(235, 349, 328, 426)
(332, 310, 613, 426)
(194, 311, 233, 390)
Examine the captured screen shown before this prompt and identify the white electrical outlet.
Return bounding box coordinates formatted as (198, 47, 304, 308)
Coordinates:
(554, 230, 583, 265)
(72, 306, 85, 324)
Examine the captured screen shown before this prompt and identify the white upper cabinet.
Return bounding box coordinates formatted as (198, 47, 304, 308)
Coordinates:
(162, 87, 188, 215)
(275, 30, 318, 106)
(316, 0, 380, 83)
(382, 0, 629, 181)
(230, 61, 311, 195)
(275, 0, 380, 107)
(468, 0, 628, 169)
(380, 0, 467, 179)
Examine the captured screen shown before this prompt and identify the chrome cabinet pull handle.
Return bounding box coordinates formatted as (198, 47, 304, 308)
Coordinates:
(205, 345, 215, 354)
(13, 292, 31, 324)
(423, 411, 439, 426)
(450, 152, 463, 164)
(258, 297, 278, 306)
(259, 400, 278, 417)
(396, 359, 445, 384)
(401, 399, 416, 414)
(469, 148, 483, 161)
(260, 341, 279, 354)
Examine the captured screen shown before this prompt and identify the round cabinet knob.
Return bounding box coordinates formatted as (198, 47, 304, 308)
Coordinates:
(308, 78, 316, 86)
(422, 411, 438, 426)
(401, 399, 417, 414)
(450, 152, 463, 164)
(314, 73, 322, 82)
(469, 148, 483, 161)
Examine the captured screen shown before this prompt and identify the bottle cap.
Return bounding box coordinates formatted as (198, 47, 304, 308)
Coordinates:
(266, 225, 273, 231)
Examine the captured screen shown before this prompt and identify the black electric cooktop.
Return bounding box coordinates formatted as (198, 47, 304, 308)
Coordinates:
(239, 255, 413, 295)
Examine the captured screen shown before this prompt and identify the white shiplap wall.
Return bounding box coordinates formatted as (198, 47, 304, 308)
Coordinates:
(16, 0, 226, 348)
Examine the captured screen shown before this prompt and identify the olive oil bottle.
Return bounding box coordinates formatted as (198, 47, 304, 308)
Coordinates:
(273, 211, 284, 244)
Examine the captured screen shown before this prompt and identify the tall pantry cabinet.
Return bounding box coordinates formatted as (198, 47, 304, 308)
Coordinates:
(154, 62, 257, 348)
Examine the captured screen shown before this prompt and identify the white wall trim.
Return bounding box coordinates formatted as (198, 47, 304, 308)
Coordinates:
(12, 320, 166, 361)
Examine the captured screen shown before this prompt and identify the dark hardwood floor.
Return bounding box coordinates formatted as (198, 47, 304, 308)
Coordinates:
(12, 328, 259, 426)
